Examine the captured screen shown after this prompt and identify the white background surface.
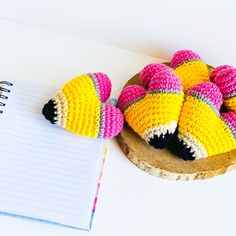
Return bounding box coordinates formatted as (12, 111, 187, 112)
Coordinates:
(0, 18, 236, 236)
(0, 0, 236, 65)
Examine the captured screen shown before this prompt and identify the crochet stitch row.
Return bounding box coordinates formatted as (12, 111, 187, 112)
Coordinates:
(211, 66, 236, 113)
(42, 73, 123, 139)
(119, 49, 236, 160)
(118, 64, 184, 148)
(178, 82, 236, 160)
(123, 92, 183, 142)
(171, 50, 209, 92)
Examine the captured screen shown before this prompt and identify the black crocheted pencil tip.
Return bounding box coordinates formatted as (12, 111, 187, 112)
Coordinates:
(176, 140, 196, 161)
(220, 105, 228, 113)
(148, 131, 173, 149)
(42, 99, 57, 124)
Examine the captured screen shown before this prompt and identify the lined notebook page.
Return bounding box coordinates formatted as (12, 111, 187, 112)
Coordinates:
(0, 80, 106, 230)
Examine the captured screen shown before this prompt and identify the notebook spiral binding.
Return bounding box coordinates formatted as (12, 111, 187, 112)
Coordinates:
(0, 81, 13, 114)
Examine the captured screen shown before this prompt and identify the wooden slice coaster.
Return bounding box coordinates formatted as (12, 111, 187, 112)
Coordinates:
(117, 68, 236, 181)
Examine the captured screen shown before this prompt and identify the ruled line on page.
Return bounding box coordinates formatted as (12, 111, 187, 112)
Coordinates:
(0, 185, 82, 210)
(0, 80, 105, 228)
(0, 154, 89, 176)
(0, 141, 94, 164)
(0, 178, 84, 199)
(0, 135, 95, 158)
(0, 125, 95, 149)
(0, 169, 86, 190)
(0, 142, 93, 165)
(0, 199, 81, 217)
(0, 116, 99, 144)
(0, 148, 91, 169)
(0, 131, 95, 156)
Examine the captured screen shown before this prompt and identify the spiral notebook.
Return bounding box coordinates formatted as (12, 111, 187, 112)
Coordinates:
(0, 80, 108, 230)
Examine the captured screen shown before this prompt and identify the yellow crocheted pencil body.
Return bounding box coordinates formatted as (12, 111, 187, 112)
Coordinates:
(171, 50, 210, 92)
(174, 61, 209, 92)
(118, 65, 184, 149)
(42, 73, 124, 139)
(177, 82, 236, 160)
(61, 74, 101, 137)
(124, 92, 184, 141)
(178, 96, 236, 158)
(223, 97, 236, 113)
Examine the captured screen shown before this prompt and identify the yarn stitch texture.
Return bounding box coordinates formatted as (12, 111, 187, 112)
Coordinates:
(171, 49, 210, 92)
(42, 73, 124, 138)
(211, 66, 236, 113)
(118, 64, 184, 148)
(177, 82, 236, 160)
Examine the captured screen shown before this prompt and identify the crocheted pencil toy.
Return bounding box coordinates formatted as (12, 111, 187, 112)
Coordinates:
(140, 63, 170, 89)
(177, 82, 236, 160)
(211, 65, 236, 112)
(42, 73, 124, 138)
(118, 64, 184, 148)
(171, 49, 210, 92)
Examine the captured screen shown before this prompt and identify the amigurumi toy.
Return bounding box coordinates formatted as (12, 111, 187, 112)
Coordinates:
(211, 65, 236, 113)
(177, 81, 236, 160)
(140, 63, 170, 89)
(118, 64, 184, 148)
(42, 73, 124, 138)
(171, 49, 210, 92)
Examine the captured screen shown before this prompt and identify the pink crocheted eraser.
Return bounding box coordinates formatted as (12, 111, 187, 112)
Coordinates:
(171, 49, 202, 68)
(214, 68, 236, 97)
(210, 65, 234, 80)
(188, 82, 223, 110)
(92, 72, 112, 102)
(148, 69, 182, 92)
(140, 63, 170, 89)
(221, 112, 236, 131)
(102, 103, 124, 138)
(118, 85, 146, 112)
